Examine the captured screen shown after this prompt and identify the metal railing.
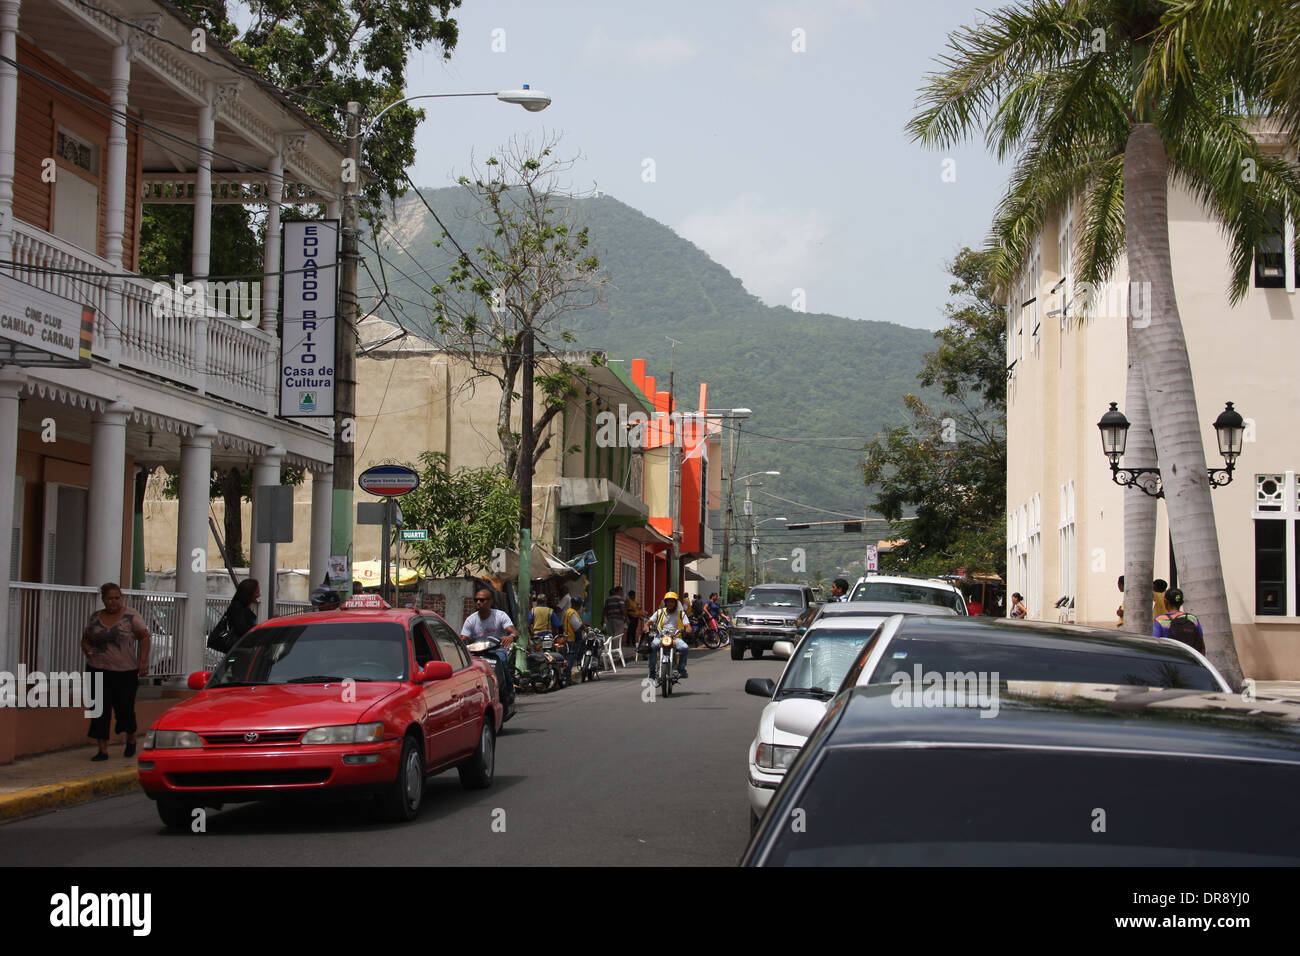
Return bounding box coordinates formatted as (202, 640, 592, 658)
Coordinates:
(6, 583, 188, 678)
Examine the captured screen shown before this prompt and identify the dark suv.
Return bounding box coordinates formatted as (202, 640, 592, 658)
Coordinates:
(730, 584, 821, 661)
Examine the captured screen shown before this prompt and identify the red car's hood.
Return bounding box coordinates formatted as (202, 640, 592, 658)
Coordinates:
(156, 682, 404, 732)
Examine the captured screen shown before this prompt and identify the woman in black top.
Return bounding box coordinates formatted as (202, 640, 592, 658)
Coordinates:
(226, 578, 261, 643)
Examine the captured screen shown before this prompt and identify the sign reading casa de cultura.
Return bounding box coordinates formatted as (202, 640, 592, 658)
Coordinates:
(279, 219, 338, 418)
(0, 274, 94, 367)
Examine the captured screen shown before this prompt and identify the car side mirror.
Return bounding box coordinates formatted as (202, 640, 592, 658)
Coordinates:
(187, 671, 210, 690)
(774, 698, 828, 740)
(745, 677, 777, 698)
(773, 640, 795, 659)
(421, 661, 453, 683)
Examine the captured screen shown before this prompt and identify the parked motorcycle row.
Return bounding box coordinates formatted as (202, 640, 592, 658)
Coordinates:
(468, 627, 612, 696)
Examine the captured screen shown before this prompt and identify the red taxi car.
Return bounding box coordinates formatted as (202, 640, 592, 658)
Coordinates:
(138, 597, 502, 829)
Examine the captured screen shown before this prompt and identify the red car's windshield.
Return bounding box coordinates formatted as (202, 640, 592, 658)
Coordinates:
(210, 622, 409, 686)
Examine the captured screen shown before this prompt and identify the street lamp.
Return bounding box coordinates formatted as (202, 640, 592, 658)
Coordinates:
(332, 87, 551, 602)
(761, 556, 789, 584)
(1096, 401, 1245, 498)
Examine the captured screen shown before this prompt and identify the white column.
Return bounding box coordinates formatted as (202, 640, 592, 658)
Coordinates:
(85, 400, 133, 587)
(176, 424, 216, 676)
(0, 366, 27, 672)
(0, 0, 20, 272)
(310, 466, 333, 591)
(249, 444, 284, 620)
(262, 141, 283, 335)
(104, 43, 131, 270)
(191, 83, 215, 395)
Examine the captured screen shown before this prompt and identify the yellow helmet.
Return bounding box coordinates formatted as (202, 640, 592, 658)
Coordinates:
(663, 591, 679, 602)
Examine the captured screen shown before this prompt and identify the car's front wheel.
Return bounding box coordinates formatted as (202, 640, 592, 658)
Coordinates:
(458, 718, 495, 790)
(382, 735, 425, 822)
(156, 795, 196, 831)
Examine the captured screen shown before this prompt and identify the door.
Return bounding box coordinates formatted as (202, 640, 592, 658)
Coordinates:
(412, 621, 461, 767)
(42, 483, 86, 585)
(428, 618, 483, 754)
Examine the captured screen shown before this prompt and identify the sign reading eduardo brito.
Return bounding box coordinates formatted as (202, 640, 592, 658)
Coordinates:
(279, 220, 338, 418)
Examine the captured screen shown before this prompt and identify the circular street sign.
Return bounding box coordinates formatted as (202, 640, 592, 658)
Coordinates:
(358, 464, 420, 497)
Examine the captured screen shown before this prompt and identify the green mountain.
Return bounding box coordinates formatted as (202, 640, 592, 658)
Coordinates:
(363, 188, 937, 578)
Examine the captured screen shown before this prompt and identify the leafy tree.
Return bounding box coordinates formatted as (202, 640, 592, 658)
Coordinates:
(907, 0, 1300, 688)
(397, 452, 519, 578)
(862, 249, 1006, 578)
(159, 465, 304, 567)
(170, 0, 462, 207)
(419, 136, 605, 534)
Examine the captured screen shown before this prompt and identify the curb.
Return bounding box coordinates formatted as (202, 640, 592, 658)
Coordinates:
(0, 769, 140, 824)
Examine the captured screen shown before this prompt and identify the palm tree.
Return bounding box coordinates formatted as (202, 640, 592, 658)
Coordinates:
(908, 0, 1300, 688)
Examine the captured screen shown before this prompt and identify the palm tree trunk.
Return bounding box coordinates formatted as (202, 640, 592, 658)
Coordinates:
(1125, 123, 1244, 689)
(1123, 353, 1157, 637)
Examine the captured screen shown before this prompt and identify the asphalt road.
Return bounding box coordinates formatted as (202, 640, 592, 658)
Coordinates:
(0, 646, 786, 866)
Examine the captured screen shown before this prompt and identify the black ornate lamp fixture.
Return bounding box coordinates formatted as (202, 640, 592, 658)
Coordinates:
(1097, 401, 1245, 499)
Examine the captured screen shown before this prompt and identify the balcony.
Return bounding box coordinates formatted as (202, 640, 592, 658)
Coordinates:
(9, 219, 276, 414)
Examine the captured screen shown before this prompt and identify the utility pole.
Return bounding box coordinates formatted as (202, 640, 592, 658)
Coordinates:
(719, 420, 739, 601)
(515, 323, 535, 643)
(744, 477, 754, 591)
(666, 335, 681, 594)
(331, 101, 360, 599)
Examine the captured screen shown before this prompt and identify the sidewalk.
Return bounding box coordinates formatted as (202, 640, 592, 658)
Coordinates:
(0, 738, 141, 824)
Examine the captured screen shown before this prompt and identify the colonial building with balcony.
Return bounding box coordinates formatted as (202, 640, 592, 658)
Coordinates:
(0, 0, 345, 759)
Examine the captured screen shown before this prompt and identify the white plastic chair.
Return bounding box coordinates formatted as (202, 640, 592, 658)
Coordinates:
(600, 628, 625, 671)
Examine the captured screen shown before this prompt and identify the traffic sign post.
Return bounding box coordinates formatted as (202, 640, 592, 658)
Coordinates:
(357, 465, 419, 604)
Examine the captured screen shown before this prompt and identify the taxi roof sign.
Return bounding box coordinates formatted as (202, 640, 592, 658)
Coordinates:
(343, 593, 392, 609)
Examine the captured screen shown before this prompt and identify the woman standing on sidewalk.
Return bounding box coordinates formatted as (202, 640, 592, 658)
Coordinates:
(81, 583, 150, 761)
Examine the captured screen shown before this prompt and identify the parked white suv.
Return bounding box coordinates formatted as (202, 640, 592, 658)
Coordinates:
(848, 574, 967, 614)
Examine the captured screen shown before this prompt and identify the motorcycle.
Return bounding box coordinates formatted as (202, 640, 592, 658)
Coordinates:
(464, 635, 516, 721)
(701, 614, 723, 650)
(538, 633, 573, 689)
(579, 626, 606, 682)
(506, 634, 561, 694)
(651, 627, 680, 698)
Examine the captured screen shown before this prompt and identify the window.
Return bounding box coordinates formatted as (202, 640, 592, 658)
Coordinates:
(429, 620, 469, 669)
(1057, 201, 1074, 330)
(1058, 481, 1076, 620)
(412, 622, 437, 668)
(51, 125, 100, 254)
(621, 559, 637, 593)
(1254, 205, 1298, 290)
(1253, 472, 1299, 616)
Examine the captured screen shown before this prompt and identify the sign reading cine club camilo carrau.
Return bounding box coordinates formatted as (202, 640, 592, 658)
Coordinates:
(0, 274, 93, 367)
(279, 220, 339, 418)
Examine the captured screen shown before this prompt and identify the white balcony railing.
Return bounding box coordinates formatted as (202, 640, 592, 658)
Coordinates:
(9, 220, 276, 413)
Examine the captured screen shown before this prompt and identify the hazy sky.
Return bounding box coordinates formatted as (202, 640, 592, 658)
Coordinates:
(400, 0, 1008, 331)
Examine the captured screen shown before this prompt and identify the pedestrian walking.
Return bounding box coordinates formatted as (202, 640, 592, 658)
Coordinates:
(560, 595, 586, 678)
(81, 583, 150, 761)
(603, 586, 627, 647)
(625, 590, 642, 649)
(1153, 587, 1205, 653)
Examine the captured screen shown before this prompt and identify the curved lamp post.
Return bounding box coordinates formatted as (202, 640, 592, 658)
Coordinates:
(1097, 401, 1245, 498)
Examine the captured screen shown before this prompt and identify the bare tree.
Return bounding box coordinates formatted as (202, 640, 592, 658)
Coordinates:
(426, 135, 606, 502)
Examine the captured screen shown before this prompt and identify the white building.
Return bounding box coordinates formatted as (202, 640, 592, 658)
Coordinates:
(1005, 140, 1300, 678)
(0, 0, 346, 758)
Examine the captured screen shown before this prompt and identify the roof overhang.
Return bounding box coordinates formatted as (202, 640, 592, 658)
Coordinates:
(559, 477, 648, 521)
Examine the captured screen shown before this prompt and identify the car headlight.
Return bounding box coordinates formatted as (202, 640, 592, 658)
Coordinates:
(301, 722, 385, 745)
(737, 617, 751, 626)
(756, 742, 800, 771)
(144, 730, 202, 749)
(466, 640, 494, 652)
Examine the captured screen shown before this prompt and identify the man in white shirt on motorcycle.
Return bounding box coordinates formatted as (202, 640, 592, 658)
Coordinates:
(647, 591, 692, 680)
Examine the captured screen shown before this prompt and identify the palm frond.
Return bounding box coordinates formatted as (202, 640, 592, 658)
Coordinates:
(907, 0, 1092, 148)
